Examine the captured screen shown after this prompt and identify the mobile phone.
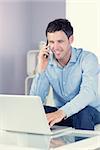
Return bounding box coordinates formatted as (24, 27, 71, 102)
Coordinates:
(44, 40, 50, 58)
(46, 40, 48, 46)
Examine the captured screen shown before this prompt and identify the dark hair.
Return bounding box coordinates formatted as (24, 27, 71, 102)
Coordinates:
(46, 18, 73, 39)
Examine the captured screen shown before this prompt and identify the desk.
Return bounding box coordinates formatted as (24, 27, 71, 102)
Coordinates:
(0, 129, 100, 150)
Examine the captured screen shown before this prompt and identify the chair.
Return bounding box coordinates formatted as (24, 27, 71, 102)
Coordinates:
(25, 50, 39, 95)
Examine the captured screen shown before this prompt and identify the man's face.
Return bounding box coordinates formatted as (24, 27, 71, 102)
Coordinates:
(47, 31, 73, 61)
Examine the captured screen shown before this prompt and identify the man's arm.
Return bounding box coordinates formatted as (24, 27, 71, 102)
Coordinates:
(30, 45, 51, 102)
(60, 53, 98, 118)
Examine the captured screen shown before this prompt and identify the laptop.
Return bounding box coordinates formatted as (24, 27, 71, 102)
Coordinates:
(0, 94, 71, 135)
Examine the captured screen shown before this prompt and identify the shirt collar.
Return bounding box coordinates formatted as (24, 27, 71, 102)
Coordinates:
(69, 47, 77, 63)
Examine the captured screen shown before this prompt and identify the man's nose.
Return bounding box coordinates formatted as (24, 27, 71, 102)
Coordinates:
(52, 42, 59, 50)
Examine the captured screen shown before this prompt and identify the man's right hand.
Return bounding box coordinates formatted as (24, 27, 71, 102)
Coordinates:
(37, 45, 50, 73)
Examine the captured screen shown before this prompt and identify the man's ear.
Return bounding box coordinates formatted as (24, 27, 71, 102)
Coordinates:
(69, 35, 74, 44)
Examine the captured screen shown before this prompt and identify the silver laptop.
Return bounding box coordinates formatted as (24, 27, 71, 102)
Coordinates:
(0, 94, 71, 135)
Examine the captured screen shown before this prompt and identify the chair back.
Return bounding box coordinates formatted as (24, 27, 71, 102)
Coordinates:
(27, 50, 39, 76)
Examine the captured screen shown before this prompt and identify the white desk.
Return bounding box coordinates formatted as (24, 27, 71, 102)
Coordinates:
(0, 129, 100, 150)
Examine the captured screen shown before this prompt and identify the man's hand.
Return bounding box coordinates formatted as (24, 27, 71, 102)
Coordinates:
(37, 45, 50, 73)
(46, 110, 65, 127)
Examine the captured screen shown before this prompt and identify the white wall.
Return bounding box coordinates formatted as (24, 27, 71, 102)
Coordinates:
(66, 0, 100, 62)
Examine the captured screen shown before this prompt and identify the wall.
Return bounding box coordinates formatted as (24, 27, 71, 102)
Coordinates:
(31, 0, 66, 49)
(0, 1, 33, 94)
(0, 0, 66, 94)
(66, 0, 100, 63)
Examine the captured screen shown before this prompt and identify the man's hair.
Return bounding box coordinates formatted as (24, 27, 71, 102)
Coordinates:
(46, 18, 73, 39)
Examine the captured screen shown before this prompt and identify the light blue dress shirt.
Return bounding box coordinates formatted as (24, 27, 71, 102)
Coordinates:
(30, 47, 100, 118)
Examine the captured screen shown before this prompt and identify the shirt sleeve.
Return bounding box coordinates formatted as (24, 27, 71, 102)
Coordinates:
(59, 53, 99, 118)
(30, 72, 50, 103)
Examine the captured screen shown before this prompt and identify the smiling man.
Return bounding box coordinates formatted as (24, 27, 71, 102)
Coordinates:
(30, 18, 100, 130)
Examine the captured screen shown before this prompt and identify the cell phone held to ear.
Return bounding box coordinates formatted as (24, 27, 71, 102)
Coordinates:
(43, 40, 49, 58)
(39, 41, 52, 59)
(39, 41, 49, 58)
(44, 46, 51, 58)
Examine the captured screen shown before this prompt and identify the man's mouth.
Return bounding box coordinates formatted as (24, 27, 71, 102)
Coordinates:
(54, 51, 61, 56)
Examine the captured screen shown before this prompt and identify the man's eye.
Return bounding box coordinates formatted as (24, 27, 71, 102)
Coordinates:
(58, 40, 63, 43)
(49, 41, 54, 44)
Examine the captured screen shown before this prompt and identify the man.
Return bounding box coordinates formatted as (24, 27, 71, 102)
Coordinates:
(30, 18, 100, 130)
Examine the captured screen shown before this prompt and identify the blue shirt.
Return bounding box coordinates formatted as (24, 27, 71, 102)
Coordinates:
(30, 47, 100, 118)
